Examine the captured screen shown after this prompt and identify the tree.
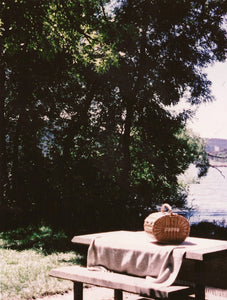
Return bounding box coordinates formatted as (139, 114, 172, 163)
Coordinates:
(0, 0, 226, 232)
(97, 0, 226, 206)
(0, 0, 116, 229)
(66, 0, 226, 228)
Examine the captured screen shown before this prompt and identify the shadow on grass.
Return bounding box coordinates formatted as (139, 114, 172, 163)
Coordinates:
(59, 255, 87, 266)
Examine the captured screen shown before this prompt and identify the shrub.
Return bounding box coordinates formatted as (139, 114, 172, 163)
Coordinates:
(0, 225, 71, 253)
(190, 220, 227, 240)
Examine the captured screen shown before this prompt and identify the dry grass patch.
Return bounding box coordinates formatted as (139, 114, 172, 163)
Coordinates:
(1, 248, 82, 300)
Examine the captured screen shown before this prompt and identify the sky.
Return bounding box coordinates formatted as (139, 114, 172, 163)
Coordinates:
(187, 61, 227, 139)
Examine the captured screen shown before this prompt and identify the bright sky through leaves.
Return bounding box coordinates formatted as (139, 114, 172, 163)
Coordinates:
(188, 62, 227, 139)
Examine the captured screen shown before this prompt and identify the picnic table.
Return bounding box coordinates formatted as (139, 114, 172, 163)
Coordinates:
(50, 230, 227, 300)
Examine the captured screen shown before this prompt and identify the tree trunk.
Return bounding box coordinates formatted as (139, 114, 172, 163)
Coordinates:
(120, 98, 133, 192)
(119, 25, 147, 196)
(10, 67, 29, 204)
(63, 86, 95, 160)
(0, 54, 7, 206)
(11, 110, 25, 199)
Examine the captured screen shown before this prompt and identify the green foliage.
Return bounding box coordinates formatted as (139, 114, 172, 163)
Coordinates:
(0, 0, 226, 232)
(190, 220, 227, 240)
(0, 225, 71, 254)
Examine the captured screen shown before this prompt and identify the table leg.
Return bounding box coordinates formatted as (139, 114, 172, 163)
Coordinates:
(114, 289, 123, 300)
(194, 261, 205, 300)
(74, 282, 83, 300)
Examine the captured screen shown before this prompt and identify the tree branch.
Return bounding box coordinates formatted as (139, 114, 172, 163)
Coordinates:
(100, 0, 108, 21)
(209, 164, 225, 178)
(207, 152, 227, 159)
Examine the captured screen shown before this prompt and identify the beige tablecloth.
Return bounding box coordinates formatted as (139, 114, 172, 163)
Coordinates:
(87, 231, 186, 286)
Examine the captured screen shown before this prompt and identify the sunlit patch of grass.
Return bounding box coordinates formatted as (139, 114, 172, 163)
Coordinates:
(1, 248, 82, 299)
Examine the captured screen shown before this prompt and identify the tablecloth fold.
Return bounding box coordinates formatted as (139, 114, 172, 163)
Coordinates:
(87, 231, 185, 286)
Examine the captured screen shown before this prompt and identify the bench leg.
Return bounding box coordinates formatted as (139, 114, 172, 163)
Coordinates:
(114, 289, 123, 300)
(195, 284, 205, 300)
(73, 282, 83, 300)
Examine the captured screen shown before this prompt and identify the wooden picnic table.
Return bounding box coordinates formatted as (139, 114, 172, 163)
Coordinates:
(71, 230, 227, 300)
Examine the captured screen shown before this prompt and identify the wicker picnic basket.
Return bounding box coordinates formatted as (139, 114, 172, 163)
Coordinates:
(144, 203, 190, 244)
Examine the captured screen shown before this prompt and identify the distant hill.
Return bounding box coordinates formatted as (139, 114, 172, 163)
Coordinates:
(205, 138, 227, 164)
(205, 138, 227, 153)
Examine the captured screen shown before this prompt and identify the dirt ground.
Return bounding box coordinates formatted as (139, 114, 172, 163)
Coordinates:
(36, 286, 147, 300)
(36, 285, 227, 300)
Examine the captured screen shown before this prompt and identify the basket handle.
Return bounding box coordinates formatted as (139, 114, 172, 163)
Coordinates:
(161, 203, 173, 214)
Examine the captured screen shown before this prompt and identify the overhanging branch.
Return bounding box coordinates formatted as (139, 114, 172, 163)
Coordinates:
(208, 164, 225, 178)
(207, 152, 227, 159)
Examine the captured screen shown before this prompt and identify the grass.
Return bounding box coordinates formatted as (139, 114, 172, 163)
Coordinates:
(0, 225, 85, 300)
(1, 248, 82, 300)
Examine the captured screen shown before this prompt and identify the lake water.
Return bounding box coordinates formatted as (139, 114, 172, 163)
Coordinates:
(187, 166, 227, 224)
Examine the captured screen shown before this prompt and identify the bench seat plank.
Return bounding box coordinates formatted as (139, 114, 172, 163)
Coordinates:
(49, 266, 192, 299)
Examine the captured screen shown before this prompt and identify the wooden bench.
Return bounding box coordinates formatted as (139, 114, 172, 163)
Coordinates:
(49, 265, 193, 300)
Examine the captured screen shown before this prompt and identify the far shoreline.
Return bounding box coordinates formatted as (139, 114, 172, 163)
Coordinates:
(209, 160, 227, 167)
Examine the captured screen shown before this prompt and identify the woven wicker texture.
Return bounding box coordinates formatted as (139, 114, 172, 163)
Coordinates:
(144, 203, 190, 244)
